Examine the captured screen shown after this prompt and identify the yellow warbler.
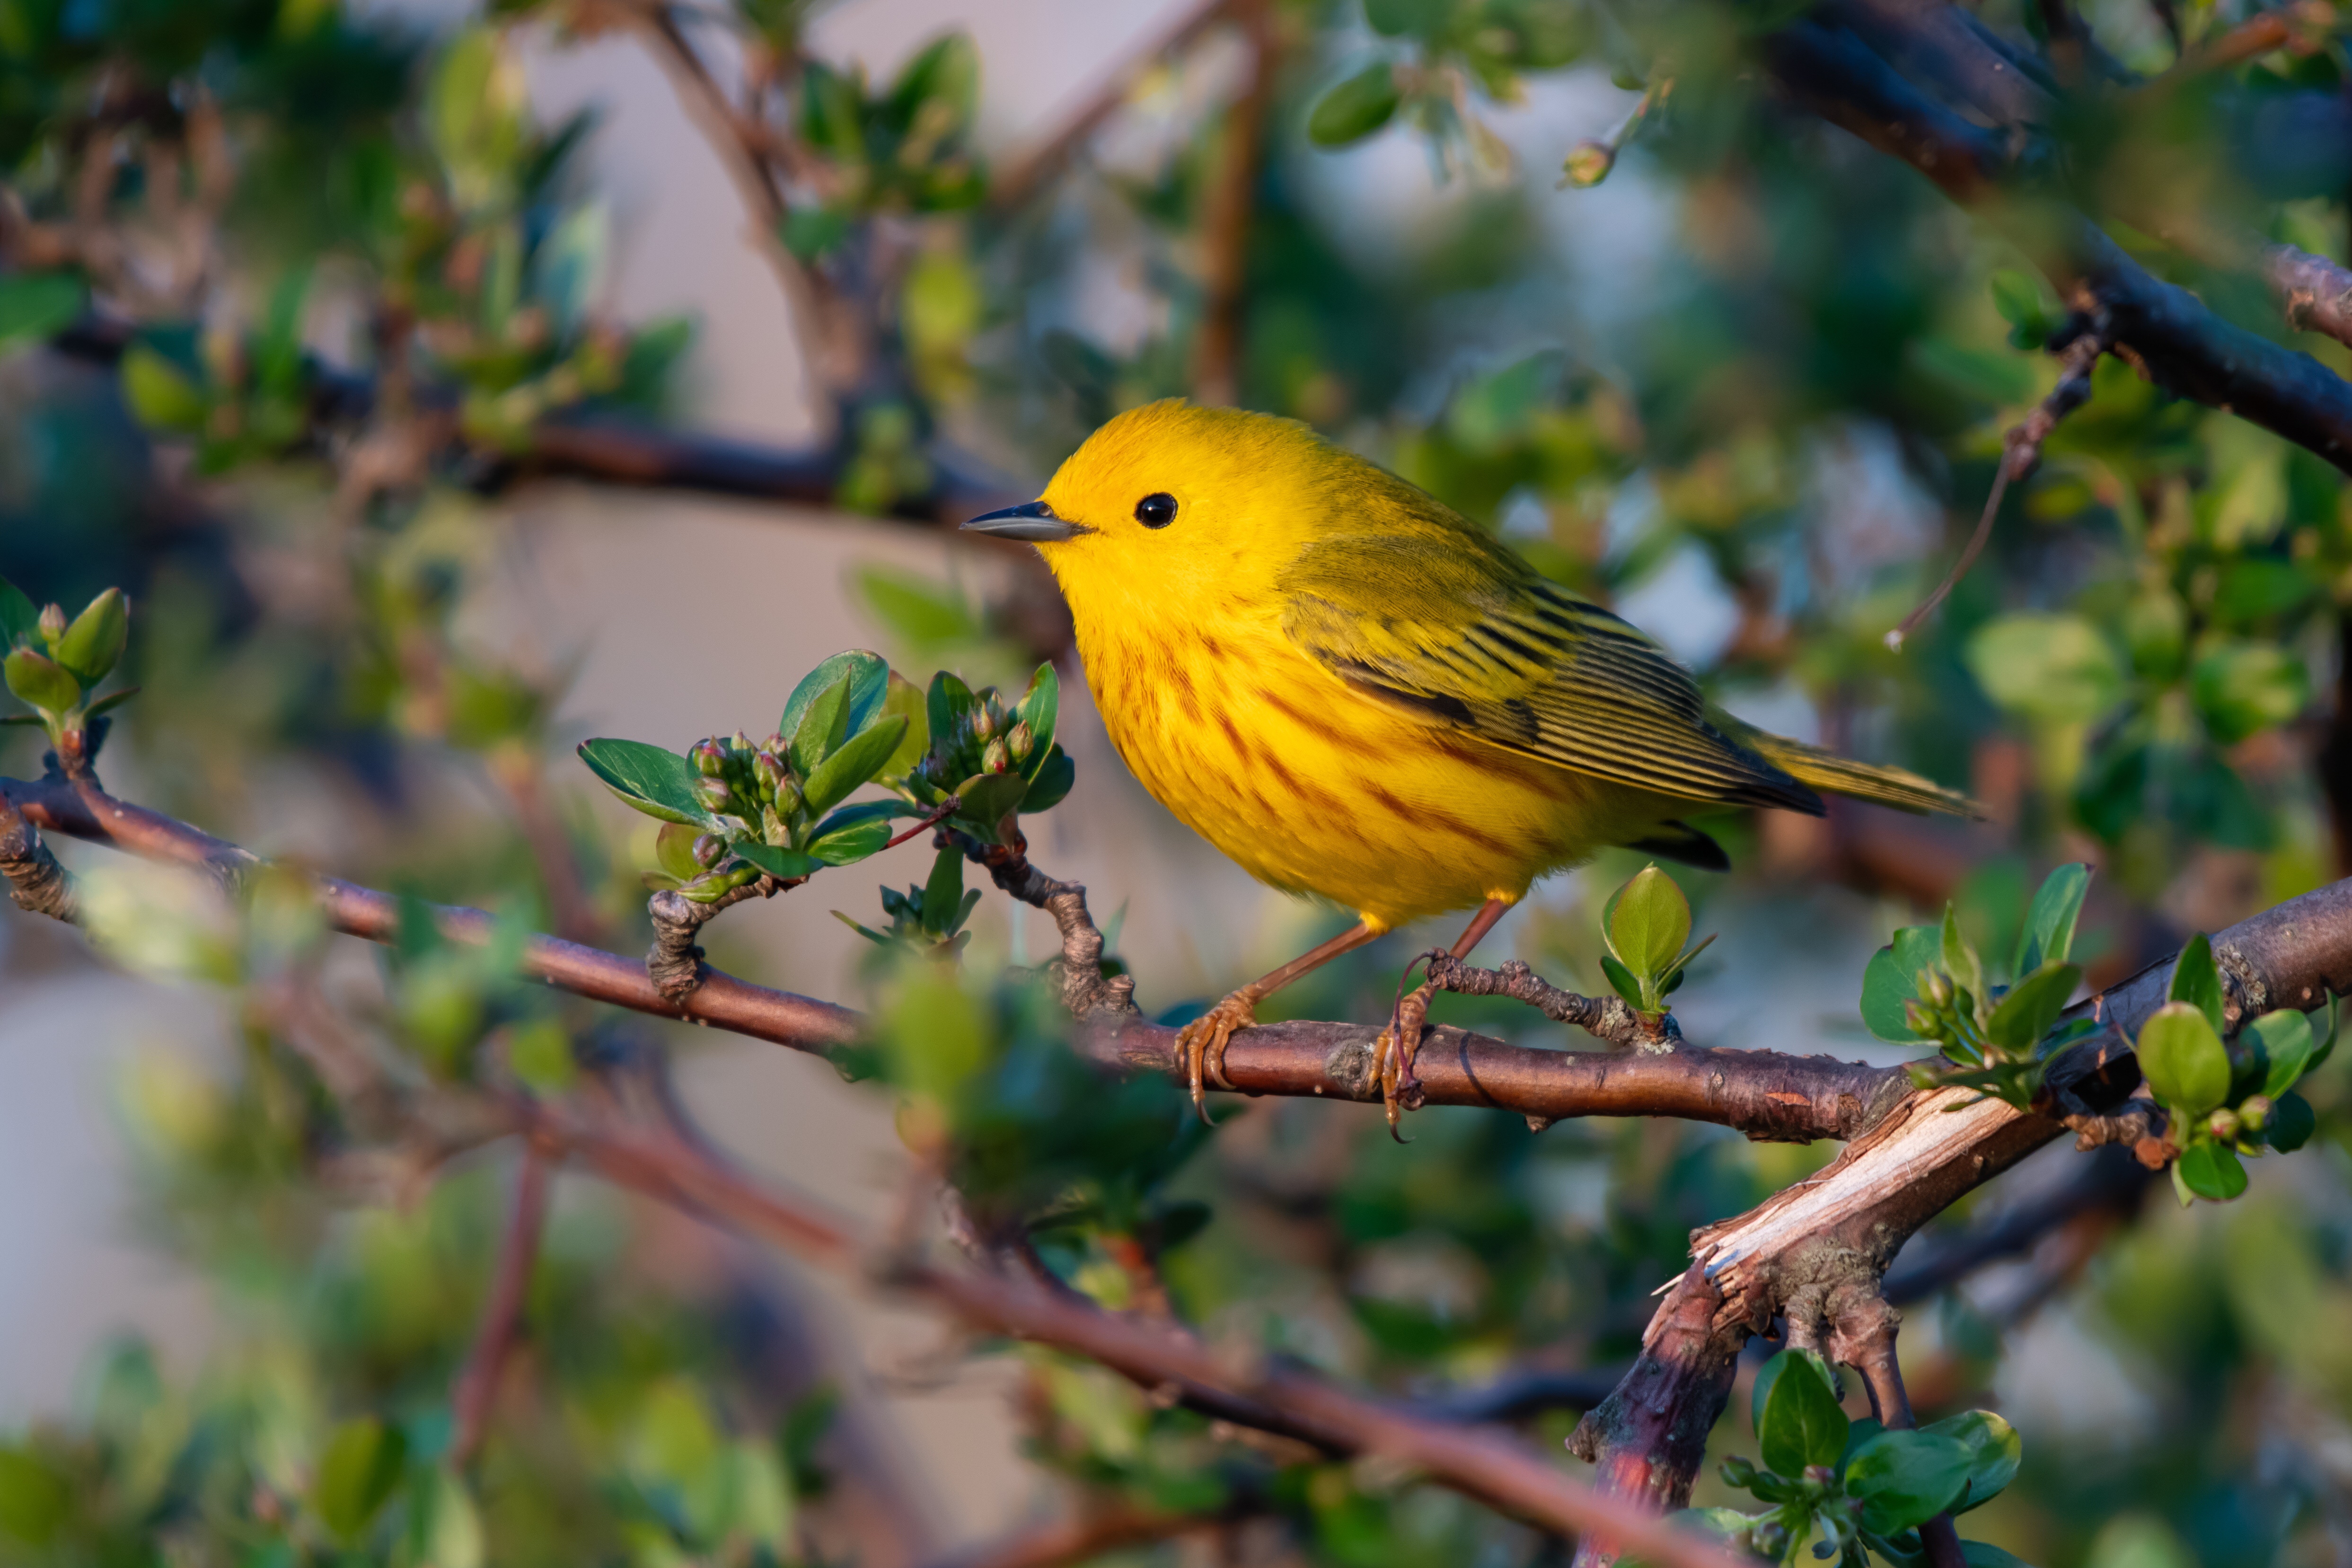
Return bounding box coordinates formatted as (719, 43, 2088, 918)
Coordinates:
(964, 401, 1973, 1123)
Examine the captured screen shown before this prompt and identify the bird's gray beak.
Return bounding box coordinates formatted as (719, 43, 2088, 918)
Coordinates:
(960, 499, 1084, 543)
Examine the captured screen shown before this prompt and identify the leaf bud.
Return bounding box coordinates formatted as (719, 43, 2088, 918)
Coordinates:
(2238, 1094, 2273, 1130)
(691, 833, 725, 868)
(1006, 720, 1033, 762)
(1562, 140, 1615, 188)
(983, 738, 1010, 775)
(1719, 1455, 1757, 1489)
(2207, 1107, 2242, 1141)
(694, 775, 733, 810)
(37, 603, 64, 643)
(692, 740, 727, 777)
(761, 805, 789, 846)
(1904, 998, 1936, 1036)
(1921, 969, 1954, 1008)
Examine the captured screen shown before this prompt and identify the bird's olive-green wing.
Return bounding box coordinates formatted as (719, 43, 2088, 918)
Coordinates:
(1277, 534, 1823, 814)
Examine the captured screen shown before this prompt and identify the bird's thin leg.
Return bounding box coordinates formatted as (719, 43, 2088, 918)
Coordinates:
(1376, 897, 1512, 1137)
(1175, 920, 1382, 1123)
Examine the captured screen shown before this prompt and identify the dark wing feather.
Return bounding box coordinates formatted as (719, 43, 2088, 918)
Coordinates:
(1278, 534, 1822, 814)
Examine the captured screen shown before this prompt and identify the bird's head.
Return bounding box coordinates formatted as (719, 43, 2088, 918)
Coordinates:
(960, 400, 1334, 628)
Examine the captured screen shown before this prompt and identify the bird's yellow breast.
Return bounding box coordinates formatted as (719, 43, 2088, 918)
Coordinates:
(1075, 610, 1665, 931)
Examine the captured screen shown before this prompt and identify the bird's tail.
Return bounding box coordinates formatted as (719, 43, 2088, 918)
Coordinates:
(1720, 717, 1981, 818)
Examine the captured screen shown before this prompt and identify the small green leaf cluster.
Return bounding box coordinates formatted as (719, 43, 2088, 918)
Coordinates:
(901, 665, 1075, 846)
(2135, 934, 2332, 1205)
(1680, 1350, 2023, 1568)
(1598, 864, 1713, 1016)
(1987, 268, 2066, 351)
(782, 35, 985, 263)
(836, 846, 982, 960)
(0, 576, 132, 749)
(578, 650, 922, 899)
(1307, 0, 1593, 152)
(1861, 864, 2097, 1108)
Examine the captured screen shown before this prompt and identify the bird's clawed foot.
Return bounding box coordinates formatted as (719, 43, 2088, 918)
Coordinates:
(1175, 989, 1259, 1123)
(1371, 972, 1439, 1140)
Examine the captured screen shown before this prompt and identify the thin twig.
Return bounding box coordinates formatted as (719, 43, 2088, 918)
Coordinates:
(1191, 0, 1277, 406)
(449, 1145, 554, 1468)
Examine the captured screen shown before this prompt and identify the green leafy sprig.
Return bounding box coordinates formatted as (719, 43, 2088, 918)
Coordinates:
(900, 664, 1075, 847)
(837, 845, 983, 960)
(0, 576, 136, 759)
(1681, 1349, 2026, 1568)
(2135, 934, 2332, 1204)
(1860, 864, 2099, 1109)
(578, 650, 924, 900)
(1598, 864, 1713, 1017)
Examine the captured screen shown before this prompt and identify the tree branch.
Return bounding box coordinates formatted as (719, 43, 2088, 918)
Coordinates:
(448, 1144, 553, 1469)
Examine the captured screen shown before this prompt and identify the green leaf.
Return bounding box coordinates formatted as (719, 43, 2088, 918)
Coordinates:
(2168, 934, 2226, 1037)
(803, 714, 908, 816)
(1964, 613, 2125, 725)
(0, 578, 37, 649)
(876, 671, 930, 779)
(1988, 268, 2056, 335)
(3, 647, 79, 714)
(2265, 1090, 2317, 1152)
(0, 1449, 68, 1545)
(1919, 1410, 2021, 1512)
(781, 651, 891, 754)
(1753, 1348, 1849, 1477)
(1307, 62, 1403, 147)
(53, 587, 126, 685)
(807, 815, 893, 866)
(1940, 905, 1985, 1005)
(1022, 747, 1076, 814)
(578, 739, 718, 828)
(1605, 865, 1691, 981)
(921, 847, 965, 935)
(1844, 1429, 1971, 1533)
(1599, 952, 1644, 1012)
(1016, 662, 1060, 764)
(1984, 962, 2079, 1051)
(735, 841, 824, 881)
(2192, 641, 2307, 745)
(506, 1017, 576, 1096)
(782, 203, 854, 261)
(0, 272, 83, 348)
(405, 1467, 485, 1568)
(788, 672, 853, 778)
(926, 669, 977, 758)
(655, 821, 705, 883)
(119, 344, 208, 432)
(2137, 1001, 2231, 1117)
(1668, 1507, 1756, 1542)
(2249, 1008, 2315, 1098)
(2176, 1139, 2249, 1202)
(1861, 925, 1942, 1042)
(884, 32, 978, 132)
(951, 770, 1029, 840)
(314, 1417, 407, 1544)
(1961, 1545, 2036, 1568)
(2014, 863, 2090, 973)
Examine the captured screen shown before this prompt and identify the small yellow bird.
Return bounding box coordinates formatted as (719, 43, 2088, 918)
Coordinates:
(964, 401, 1973, 1123)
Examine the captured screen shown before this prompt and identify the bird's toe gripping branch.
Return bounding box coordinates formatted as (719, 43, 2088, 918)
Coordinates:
(1175, 992, 1260, 1122)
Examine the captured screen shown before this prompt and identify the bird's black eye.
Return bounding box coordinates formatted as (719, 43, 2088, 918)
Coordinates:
(1135, 493, 1178, 529)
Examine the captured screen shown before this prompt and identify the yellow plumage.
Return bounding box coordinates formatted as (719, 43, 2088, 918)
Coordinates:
(963, 400, 1973, 1116)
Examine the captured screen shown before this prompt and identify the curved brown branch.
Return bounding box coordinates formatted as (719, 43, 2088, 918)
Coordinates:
(448, 1145, 553, 1469)
(914, 1500, 1242, 1568)
(1566, 876, 2352, 1562)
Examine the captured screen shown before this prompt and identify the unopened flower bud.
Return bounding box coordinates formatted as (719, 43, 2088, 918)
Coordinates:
(37, 603, 64, 642)
(1719, 1455, 1757, 1488)
(1904, 998, 1936, 1036)
(761, 805, 789, 846)
(692, 740, 726, 777)
(971, 704, 995, 740)
(691, 833, 724, 868)
(1562, 139, 1615, 188)
(2239, 1094, 2273, 1130)
(695, 776, 733, 810)
(1922, 969, 1955, 1008)
(2207, 1107, 2242, 1141)
(1006, 721, 1033, 762)
(773, 776, 802, 816)
(754, 751, 786, 800)
(983, 738, 1010, 774)
(732, 730, 754, 755)
(1803, 1465, 1835, 1491)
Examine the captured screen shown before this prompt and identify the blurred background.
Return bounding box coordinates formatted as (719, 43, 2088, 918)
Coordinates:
(3, 0, 2352, 1563)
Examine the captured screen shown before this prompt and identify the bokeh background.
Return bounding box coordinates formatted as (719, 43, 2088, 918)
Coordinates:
(5, 0, 2352, 1564)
